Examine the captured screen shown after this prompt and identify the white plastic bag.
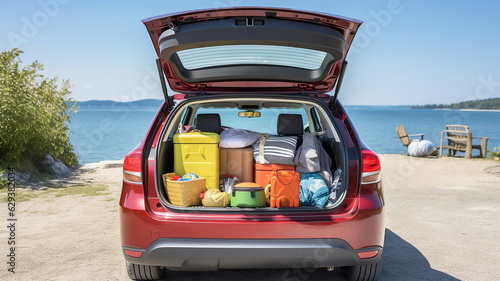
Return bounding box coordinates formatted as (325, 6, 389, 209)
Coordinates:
(408, 140, 435, 157)
(222, 175, 240, 195)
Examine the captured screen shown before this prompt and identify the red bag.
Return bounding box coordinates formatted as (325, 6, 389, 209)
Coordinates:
(268, 169, 300, 208)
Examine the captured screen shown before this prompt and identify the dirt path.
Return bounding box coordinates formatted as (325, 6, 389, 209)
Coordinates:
(1, 164, 128, 281)
(1, 156, 499, 280)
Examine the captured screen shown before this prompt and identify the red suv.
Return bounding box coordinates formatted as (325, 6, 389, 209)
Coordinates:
(120, 7, 384, 281)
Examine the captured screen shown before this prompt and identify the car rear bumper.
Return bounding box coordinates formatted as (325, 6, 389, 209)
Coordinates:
(123, 238, 382, 270)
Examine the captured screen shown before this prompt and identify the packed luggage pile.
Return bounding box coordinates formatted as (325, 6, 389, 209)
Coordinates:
(162, 114, 341, 209)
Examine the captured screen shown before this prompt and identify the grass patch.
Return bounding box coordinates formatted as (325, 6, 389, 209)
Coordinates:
(1, 190, 49, 202)
(489, 147, 500, 160)
(1, 184, 110, 202)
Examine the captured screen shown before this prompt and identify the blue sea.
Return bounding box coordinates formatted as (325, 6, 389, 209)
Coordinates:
(68, 105, 500, 164)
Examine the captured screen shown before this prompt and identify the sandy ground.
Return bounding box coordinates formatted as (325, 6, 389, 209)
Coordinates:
(1, 155, 499, 281)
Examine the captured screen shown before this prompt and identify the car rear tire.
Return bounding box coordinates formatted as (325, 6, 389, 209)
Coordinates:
(342, 260, 382, 281)
(126, 261, 165, 280)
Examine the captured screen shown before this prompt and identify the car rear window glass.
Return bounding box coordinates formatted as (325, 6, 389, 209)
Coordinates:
(176, 45, 327, 70)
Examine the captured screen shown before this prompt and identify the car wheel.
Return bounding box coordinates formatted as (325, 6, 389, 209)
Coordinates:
(126, 261, 165, 280)
(342, 260, 382, 281)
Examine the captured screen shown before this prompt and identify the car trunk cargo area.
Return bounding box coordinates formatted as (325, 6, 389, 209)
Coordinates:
(155, 96, 348, 212)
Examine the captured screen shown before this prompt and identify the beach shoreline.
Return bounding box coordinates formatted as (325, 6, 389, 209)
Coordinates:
(78, 153, 493, 167)
(458, 108, 500, 112)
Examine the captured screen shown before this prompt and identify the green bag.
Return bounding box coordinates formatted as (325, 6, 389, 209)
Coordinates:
(230, 183, 266, 208)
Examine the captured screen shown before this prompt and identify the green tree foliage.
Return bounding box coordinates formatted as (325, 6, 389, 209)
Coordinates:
(412, 98, 500, 110)
(411, 104, 449, 109)
(450, 98, 500, 110)
(0, 49, 78, 168)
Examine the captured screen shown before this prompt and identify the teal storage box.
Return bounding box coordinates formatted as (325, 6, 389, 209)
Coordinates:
(230, 183, 266, 208)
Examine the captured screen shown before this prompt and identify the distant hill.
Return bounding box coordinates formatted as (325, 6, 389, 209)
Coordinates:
(412, 97, 500, 110)
(73, 99, 163, 107)
(344, 105, 412, 110)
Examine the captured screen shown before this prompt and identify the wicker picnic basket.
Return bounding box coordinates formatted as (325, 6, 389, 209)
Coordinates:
(162, 173, 206, 207)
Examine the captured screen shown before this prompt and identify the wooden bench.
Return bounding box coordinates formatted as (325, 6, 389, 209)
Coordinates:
(439, 125, 488, 158)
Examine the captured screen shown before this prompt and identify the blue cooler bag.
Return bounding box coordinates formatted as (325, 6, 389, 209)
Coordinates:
(299, 173, 329, 207)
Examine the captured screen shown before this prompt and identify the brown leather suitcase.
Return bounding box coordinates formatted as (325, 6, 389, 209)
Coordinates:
(219, 146, 254, 182)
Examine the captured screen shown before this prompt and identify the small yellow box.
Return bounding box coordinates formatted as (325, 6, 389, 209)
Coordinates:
(173, 131, 220, 189)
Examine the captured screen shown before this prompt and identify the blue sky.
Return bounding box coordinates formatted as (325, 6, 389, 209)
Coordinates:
(1, 0, 500, 105)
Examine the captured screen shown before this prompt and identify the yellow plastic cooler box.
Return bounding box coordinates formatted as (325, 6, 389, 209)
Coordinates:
(173, 130, 220, 189)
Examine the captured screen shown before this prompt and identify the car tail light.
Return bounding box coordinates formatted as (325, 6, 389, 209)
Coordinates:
(123, 148, 143, 185)
(361, 149, 381, 184)
(357, 250, 379, 259)
(124, 249, 143, 258)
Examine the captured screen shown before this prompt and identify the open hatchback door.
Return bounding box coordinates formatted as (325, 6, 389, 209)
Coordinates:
(142, 7, 362, 95)
(122, 8, 385, 281)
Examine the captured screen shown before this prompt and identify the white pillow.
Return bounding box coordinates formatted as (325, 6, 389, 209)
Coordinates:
(220, 128, 261, 148)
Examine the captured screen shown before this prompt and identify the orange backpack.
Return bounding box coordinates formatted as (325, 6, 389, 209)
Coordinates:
(268, 170, 300, 208)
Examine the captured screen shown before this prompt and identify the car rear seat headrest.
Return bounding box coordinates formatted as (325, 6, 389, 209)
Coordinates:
(195, 114, 222, 134)
(277, 114, 303, 136)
